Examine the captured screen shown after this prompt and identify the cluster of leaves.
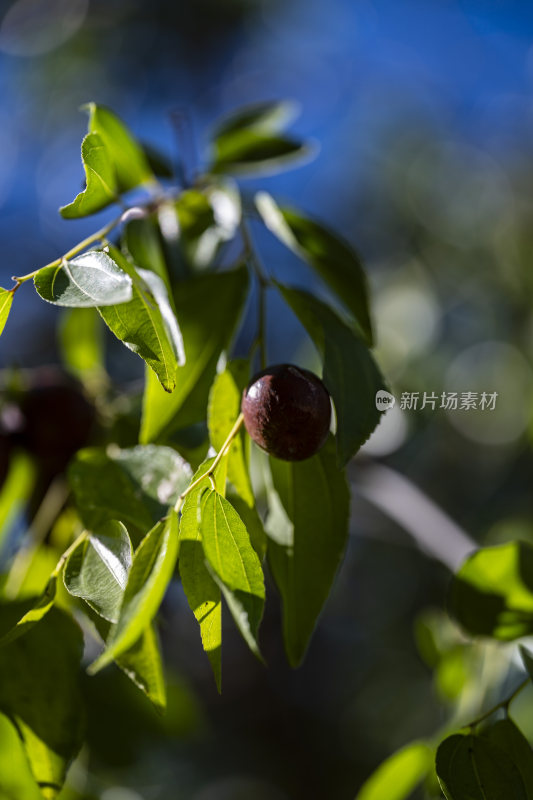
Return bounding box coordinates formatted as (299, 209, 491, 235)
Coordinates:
(0, 101, 385, 797)
(355, 540, 533, 800)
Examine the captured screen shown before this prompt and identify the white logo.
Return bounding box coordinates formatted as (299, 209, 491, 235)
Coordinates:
(375, 390, 396, 411)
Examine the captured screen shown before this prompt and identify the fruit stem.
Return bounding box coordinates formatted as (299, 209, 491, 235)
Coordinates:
(174, 412, 245, 513)
(11, 210, 126, 288)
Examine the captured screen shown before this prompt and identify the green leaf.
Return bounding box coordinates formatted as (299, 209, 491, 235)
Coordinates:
(0, 451, 36, 554)
(267, 437, 350, 667)
(89, 510, 179, 672)
(481, 719, 533, 799)
(355, 741, 433, 800)
(256, 192, 373, 345)
(91, 612, 166, 712)
(59, 307, 104, 379)
(179, 458, 225, 691)
(0, 287, 14, 338)
(211, 100, 299, 140)
(122, 215, 171, 290)
(69, 444, 192, 534)
(64, 521, 132, 623)
(226, 490, 267, 561)
(60, 132, 117, 218)
(0, 609, 84, 799)
(141, 266, 250, 442)
(98, 245, 182, 391)
(34, 249, 133, 308)
(200, 490, 265, 658)
(436, 733, 528, 799)
(0, 576, 57, 645)
(83, 103, 154, 192)
(449, 541, 533, 640)
(210, 131, 312, 175)
(521, 645, 533, 686)
(0, 713, 42, 800)
(275, 282, 384, 466)
(208, 359, 253, 507)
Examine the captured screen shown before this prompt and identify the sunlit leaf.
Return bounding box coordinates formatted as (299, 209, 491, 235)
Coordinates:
(208, 359, 253, 506)
(267, 437, 350, 667)
(355, 741, 433, 800)
(91, 612, 166, 713)
(141, 266, 250, 442)
(211, 100, 299, 140)
(211, 131, 313, 176)
(449, 541, 533, 640)
(60, 132, 117, 218)
(200, 490, 265, 658)
(98, 246, 181, 391)
(69, 444, 192, 534)
(179, 458, 227, 692)
(256, 192, 373, 344)
(0, 287, 14, 338)
(436, 732, 527, 799)
(275, 282, 384, 466)
(83, 103, 154, 192)
(34, 250, 133, 308)
(0, 713, 42, 800)
(0, 452, 36, 554)
(89, 511, 179, 672)
(0, 575, 57, 645)
(0, 609, 84, 799)
(64, 521, 132, 623)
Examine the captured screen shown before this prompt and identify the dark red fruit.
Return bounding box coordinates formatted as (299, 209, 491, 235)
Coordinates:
(241, 364, 331, 461)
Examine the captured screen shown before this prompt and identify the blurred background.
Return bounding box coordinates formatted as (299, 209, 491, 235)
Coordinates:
(2, 0, 533, 798)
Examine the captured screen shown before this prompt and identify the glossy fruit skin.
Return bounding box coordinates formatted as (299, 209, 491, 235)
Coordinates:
(241, 364, 331, 461)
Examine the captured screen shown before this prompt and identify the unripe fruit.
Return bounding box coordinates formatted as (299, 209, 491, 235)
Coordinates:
(241, 364, 331, 461)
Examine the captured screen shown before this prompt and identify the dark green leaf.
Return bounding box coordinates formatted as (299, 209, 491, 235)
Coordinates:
(141, 266, 250, 441)
(69, 444, 192, 533)
(0, 609, 84, 799)
(179, 458, 226, 691)
(481, 719, 533, 799)
(208, 359, 253, 507)
(267, 437, 349, 667)
(0, 287, 14, 338)
(98, 246, 181, 391)
(355, 741, 433, 800)
(436, 733, 527, 799)
(275, 283, 384, 466)
(200, 490, 265, 658)
(256, 192, 373, 344)
(141, 141, 174, 177)
(60, 132, 117, 218)
(449, 541, 533, 640)
(210, 131, 313, 176)
(64, 521, 132, 623)
(0, 575, 57, 645)
(83, 103, 154, 192)
(91, 613, 166, 713)
(211, 100, 298, 140)
(90, 511, 179, 672)
(34, 250, 133, 308)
